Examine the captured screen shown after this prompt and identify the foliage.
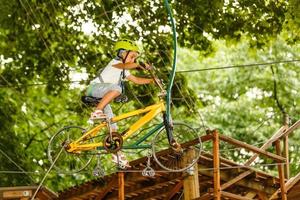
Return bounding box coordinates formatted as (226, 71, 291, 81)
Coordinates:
(178, 37, 300, 175)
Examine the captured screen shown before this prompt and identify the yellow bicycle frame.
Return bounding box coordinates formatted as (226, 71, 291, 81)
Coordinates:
(67, 102, 166, 153)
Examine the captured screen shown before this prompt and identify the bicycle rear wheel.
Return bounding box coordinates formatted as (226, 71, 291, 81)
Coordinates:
(48, 126, 93, 173)
(152, 122, 202, 172)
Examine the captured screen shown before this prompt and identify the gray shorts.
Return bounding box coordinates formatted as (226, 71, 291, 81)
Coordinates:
(86, 83, 122, 98)
(86, 83, 121, 130)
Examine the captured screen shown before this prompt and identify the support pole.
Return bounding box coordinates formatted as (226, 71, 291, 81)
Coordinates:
(275, 140, 287, 200)
(213, 130, 221, 200)
(283, 136, 289, 179)
(118, 172, 124, 200)
(183, 148, 200, 200)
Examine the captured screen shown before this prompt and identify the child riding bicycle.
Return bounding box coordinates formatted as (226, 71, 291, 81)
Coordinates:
(85, 39, 153, 167)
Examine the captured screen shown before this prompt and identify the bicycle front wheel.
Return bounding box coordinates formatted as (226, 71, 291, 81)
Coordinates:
(48, 126, 93, 173)
(152, 122, 202, 172)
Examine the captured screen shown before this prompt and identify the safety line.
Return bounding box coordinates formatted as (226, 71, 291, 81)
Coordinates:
(176, 59, 300, 73)
(30, 147, 63, 200)
(0, 162, 289, 174)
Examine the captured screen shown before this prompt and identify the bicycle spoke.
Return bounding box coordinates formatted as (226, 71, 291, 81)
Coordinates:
(48, 126, 94, 173)
(152, 122, 202, 172)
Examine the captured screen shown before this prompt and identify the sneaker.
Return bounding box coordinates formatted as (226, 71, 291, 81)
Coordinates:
(112, 152, 131, 168)
(90, 110, 107, 120)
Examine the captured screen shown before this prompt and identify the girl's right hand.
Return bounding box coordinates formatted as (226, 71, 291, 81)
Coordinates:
(139, 61, 153, 70)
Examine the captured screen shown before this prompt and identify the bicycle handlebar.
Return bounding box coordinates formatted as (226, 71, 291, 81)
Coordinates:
(138, 62, 166, 94)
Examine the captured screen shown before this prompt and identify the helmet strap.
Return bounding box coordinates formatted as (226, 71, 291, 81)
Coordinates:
(122, 50, 131, 64)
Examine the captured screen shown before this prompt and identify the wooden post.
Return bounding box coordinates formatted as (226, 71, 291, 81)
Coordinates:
(283, 114, 290, 179)
(283, 136, 289, 179)
(213, 130, 221, 200)
(118, 172, 125, 200)
(275, 140, 287, 200)
(183, 148, 200, 200)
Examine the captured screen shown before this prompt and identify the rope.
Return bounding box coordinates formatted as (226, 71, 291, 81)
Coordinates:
(30, 147, 63, 200)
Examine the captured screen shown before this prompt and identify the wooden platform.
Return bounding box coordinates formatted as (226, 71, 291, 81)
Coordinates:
(58, 120, 300, 200)
(0, 186, 57, 200)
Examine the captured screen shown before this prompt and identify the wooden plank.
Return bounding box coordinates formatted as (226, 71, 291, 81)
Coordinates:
(95, 178, 117, 200)
(221, 170, 252, 190)
(118, 172, 124, 200)
(244, 191, 257, 198)
(221, 191, 253, 200)
(257, 191, 268, 200)
(3, 190, 32, 198)
(183, 148, 200, 200)
(275, 141, 287, 200)
(219, 134, 286, 162)
(213, 130, 221, 200)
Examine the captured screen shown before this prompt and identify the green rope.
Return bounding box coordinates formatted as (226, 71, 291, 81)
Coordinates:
(163, 0, 177, 123)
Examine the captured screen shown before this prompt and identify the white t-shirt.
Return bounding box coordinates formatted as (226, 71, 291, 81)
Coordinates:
(90, 59, 131, 85)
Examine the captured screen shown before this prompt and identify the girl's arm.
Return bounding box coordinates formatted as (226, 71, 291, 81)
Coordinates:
(126, 75, 154, 85)
(112, 62, 140, 69)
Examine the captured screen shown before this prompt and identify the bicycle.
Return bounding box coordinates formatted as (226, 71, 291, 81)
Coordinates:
(47, 67, 202, 173)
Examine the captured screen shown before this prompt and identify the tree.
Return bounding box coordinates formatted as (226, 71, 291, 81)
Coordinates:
(0, 0, 299, 190)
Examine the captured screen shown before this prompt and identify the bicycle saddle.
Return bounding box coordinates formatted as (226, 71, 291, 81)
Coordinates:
(81, 96, 102, 107)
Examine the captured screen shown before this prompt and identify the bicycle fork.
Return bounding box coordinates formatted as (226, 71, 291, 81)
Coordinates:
(163, 113, 182, 152)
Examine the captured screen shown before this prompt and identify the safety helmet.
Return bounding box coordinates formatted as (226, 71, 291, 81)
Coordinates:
(113, 39, 139, 52)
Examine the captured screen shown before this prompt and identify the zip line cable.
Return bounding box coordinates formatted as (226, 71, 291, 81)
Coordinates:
(176, 59, 300, 73)
(0, 148, 35, 184)
(1, 59, 299, 88)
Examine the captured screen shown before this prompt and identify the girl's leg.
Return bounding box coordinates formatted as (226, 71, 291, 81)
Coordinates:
(103, 104, 118, 132)
(96, 90, 120, 110)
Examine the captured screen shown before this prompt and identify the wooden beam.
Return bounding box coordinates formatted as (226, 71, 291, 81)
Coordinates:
(260, 171, 300, 199)
(183, 148, 200, 200)
(198, 164, 277, 194)
(257, 191, 268, 200)
(221, 191, 253, 200)
(118, 172, 124, 200)
(95, 178, 117, 200)
(213, 130, 220, 200)
(286, 172, 300, 192)
(282, 119, 300, 137)
(221, 170, 252, 190)
(220, 126, 287, 191)
(193, 192, 213, 200)
(244, 191, 257, 198)
(166, 180, 183, 200)
(245, 126, 287, 165)
(275, 141, 287, 200)
(219, 134, 286, 162)
(283, 136, 289, 179)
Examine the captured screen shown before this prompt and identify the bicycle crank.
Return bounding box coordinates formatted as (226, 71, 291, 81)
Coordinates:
(103, 132, 123, 153)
